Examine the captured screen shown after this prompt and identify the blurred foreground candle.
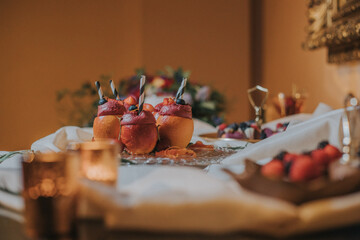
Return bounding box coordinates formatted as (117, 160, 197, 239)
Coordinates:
(22, 151, 78, 239)
(79, 140, 119, 186)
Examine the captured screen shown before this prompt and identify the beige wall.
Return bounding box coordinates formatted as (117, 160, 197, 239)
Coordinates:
(0, 0, 250, 150)
(0, 0, 143, 150)
(142, 0, 250, 123)
(262, 0, 360, 118)
(3, 0, 356, 151)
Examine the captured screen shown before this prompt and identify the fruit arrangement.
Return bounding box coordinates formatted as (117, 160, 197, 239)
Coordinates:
(217, 121, 288, 140)
(92, 78, 197, 158)
(225, 141, 360, 204)
(93, 99, 126, 142)
(155, 97, 194, 150)
(261, 141, 342, 182)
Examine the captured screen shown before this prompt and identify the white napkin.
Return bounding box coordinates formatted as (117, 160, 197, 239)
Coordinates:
(31, 126, 93, 152)
(0, 152, 23, 212)
(222, 108, 343, 164)
(79, 165, 360, 237)
(192, 119, 216, 136)
(80, 166, 299, 236)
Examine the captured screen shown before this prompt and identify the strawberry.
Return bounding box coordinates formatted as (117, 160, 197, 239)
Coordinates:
(218, 123, 227, 131)
(311, 149, 331, 166)
(311, 149, 330, 173)
(324, 145, 342, 160)
(143, 103, 155, 112)
(250, 123, 260, 132)
(261, 160, 284, 179)
(124, 95, 137, 106)
(163, 97, 175, 105)
(276, 123, 283, 129)
(289, 155, 321, 182)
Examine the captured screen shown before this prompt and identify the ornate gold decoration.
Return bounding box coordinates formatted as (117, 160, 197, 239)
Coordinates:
(303, 0, 360, 63)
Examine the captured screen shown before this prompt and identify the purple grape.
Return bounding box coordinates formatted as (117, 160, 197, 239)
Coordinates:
(225, 131, 244, 139)
(263, 128, 274, 137)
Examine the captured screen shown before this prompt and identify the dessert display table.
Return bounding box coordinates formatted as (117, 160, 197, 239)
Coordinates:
(1, 211, 360, 240)
(1, 104, 360, 239)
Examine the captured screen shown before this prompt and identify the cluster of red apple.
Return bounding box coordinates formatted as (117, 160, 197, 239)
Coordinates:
(261, 141, 342, 182)
(93, 96, 194, 154)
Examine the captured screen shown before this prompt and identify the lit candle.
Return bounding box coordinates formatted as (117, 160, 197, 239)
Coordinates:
(79, 140, 120, 186)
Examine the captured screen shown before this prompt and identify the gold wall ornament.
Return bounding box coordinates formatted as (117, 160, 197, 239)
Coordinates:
(303, 0, 360, 63)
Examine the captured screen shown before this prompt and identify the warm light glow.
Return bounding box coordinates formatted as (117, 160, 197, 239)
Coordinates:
(84, 165, 116, 183)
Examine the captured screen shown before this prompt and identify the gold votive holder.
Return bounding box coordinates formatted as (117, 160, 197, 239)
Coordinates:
(79, 140, 120, 186)
(22, 151, 78, 239)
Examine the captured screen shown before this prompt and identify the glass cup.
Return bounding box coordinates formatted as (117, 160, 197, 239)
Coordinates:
(22, 151, 79, 239)
(79, 140, 120, 186)
(76, 140, 120, 219)
(272, 93, 306, 117)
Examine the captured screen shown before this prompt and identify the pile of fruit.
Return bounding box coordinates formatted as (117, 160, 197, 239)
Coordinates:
(94, 95, 196, 155)
(261, 141, 342, 182)
(217, 121, 288, 140)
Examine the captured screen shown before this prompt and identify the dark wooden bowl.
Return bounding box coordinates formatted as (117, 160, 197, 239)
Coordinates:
(224, 159, 360, 205)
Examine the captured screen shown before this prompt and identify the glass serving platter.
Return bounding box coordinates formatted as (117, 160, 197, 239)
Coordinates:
(120, 146, 240, 167)
(199, 133, 260, 143)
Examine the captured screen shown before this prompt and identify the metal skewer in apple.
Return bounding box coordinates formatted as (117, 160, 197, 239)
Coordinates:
(120, 75, 158, 154)
(156, 77, 194, 150)
(93, 81, 126, 142)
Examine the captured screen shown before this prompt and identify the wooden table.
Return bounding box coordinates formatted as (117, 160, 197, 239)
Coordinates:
(1, 207, 360, 240)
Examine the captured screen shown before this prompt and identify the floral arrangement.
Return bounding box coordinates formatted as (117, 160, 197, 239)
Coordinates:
(56, 66, 225, 127)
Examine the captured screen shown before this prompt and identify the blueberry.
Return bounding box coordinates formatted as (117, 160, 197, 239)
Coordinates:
(283, 122, 289, 128)
(302, 151, 312, 156)
(284, 161, 293, 175)
(99, 98, 107, 105)
(239, 122, 249, 131)
(228, 123, 239, 131)
(176, 99, 186, 105)
(274, 151, 287, 161)
(317, 140, 329, 149)
(263, 128, 273, 137)
(260, 130, 267, 139)
(129, 105, 138, 111)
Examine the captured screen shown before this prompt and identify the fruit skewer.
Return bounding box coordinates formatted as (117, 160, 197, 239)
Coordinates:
(95, 81, 107, 105)
(109, 80, 120, 100)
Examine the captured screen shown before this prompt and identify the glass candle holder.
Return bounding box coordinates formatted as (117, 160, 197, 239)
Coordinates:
(22, 151, 79, 239)
(79, 140, 120, 186)
(272, 92, 306, 117)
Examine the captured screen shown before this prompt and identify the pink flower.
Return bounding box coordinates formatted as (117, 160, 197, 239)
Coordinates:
(195, 86, 211, 101)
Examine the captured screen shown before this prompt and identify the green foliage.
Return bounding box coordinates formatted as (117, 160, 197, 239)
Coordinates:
(56, 67, 226, 127)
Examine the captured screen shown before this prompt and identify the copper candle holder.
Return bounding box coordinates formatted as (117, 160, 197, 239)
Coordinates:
(79, 140, 120, 186)
(22, 151, 78, 239)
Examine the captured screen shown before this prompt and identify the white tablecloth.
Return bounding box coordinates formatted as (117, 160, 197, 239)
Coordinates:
(4, 104, 360, 237)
